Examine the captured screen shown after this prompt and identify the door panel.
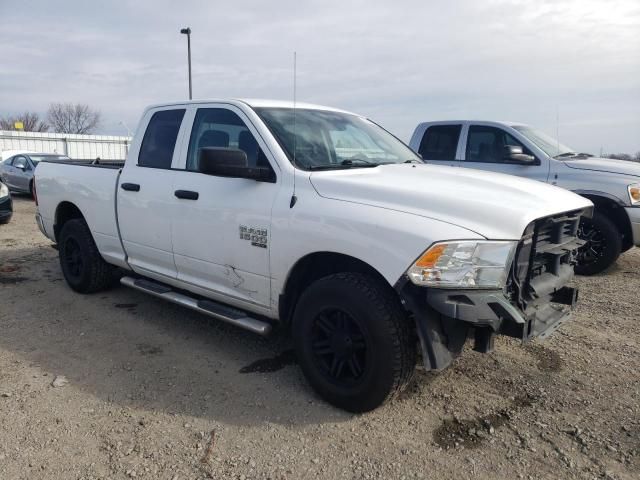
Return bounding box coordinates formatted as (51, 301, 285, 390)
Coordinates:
(117, 108, 187, 278)
(118, 169, 178, 277)
(171, 173, 276, 307)
(171, 106, 278, 308)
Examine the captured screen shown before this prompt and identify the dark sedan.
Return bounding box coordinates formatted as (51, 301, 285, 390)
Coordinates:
(0, 181, 12, 224)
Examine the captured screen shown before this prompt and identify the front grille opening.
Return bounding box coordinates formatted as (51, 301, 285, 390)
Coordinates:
(507, 208, 588, 312)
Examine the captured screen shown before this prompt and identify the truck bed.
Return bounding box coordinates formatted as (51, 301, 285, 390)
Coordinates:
(35, 161, 127, 268)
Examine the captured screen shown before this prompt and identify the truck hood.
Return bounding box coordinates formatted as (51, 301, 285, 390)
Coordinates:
(562, 157, 640, 178)
(309, 163, 592, 240)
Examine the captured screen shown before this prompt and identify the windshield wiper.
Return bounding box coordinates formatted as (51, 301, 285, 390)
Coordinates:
(403, 159, 423, 164)
(341, 159, 373, 165)
(554, 151, 593, 159)
(308, 160, 388, 171)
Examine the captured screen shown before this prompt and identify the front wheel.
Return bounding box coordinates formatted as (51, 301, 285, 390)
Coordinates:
(575, 212, 622, 275)
(292, 272, 416, 412)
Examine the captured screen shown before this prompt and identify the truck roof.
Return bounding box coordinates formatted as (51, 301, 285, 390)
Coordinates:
(145, 98, 356, 115)
(417, 120, 529, 128)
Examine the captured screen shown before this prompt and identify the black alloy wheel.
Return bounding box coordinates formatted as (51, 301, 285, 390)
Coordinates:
(574, 212, 622, 275)
(292, 272, 416, 412)
(311, 308, 368, 384)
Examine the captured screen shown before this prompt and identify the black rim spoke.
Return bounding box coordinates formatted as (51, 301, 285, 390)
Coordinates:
(347, 356, 362, 377)
(312, 339, 333, 355)
(310, 308, 368, 383)
(64, 238, 83, 278)
(316, 314, 335, 335)
(577, 222, 605, 264)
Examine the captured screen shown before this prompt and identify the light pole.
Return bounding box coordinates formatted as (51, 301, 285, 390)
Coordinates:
(180, 27, 192, 100)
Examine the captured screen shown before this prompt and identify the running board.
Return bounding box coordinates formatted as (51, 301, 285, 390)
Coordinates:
(120, 276, 272, 336)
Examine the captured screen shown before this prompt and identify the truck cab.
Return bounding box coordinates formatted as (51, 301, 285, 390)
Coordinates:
(409, 121, 640, 274)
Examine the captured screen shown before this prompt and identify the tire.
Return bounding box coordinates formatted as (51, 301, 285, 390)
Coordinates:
(58, 218, 118, 293)
(575, 212, 622, 275)
(292, 272, 416, 412)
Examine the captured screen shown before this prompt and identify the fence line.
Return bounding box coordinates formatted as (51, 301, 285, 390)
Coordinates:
(0, 130, 132, 161)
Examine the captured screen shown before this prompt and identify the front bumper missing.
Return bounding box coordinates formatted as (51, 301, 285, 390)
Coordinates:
(396, 280, 578, 371)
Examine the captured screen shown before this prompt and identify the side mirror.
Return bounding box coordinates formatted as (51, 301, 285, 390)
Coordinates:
(198, 147, 275, 182)
(503, 145, 536, 165)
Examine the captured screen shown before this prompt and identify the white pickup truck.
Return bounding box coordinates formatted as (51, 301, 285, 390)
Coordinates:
(35, 99, 592, 412)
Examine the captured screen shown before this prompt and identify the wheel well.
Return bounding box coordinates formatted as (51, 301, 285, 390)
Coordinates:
(53, 202, 85, 242)
(581, 194, 632, 251)
(279, 252, 392, 325)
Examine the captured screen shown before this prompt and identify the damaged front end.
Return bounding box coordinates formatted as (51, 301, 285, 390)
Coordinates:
(397, 208, 591, 371)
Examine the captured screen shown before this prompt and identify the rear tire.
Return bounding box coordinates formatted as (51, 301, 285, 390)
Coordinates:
(58, 218, 118, 293)
(292, 272, 416, 412)
(575, 212, 622, 275)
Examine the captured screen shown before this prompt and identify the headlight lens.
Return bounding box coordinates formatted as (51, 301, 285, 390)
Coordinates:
(0, 183, 8, 199)
(628, 184, 640, 205)
(407, 241, 517, 289)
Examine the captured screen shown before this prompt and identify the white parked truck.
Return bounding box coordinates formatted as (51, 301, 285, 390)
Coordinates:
(35, 100, 592, 412)
(409, 121, 640, 275)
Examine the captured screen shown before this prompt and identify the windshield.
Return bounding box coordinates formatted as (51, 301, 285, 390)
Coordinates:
(512, 126, 576, 158)
(29, 155, 71, 165)
(255, 108, 421, 170)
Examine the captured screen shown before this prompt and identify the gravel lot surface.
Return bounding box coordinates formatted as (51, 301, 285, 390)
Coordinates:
(1, 196, 638, 480)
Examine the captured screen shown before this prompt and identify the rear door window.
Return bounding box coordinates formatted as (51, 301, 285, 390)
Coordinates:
(138, 109, 186, 168)
(418, 125, 461, 160)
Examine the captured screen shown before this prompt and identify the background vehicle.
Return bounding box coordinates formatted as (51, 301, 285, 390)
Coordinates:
(409, 121, 640, 275)
(0, 181, 12, 224)
(34, 100, 592, 412)
(1, 152, 70, 196)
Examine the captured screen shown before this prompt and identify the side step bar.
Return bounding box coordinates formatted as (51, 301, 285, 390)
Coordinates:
(120, 276, 272, 336)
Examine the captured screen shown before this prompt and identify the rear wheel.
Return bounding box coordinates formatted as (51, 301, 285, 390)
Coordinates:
(58, 218, 119, 293)
(292, 272, 416, 412)
(575, 212, 622, 275)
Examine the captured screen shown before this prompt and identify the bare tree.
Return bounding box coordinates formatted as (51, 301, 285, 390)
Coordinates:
(47, 103, 101, 134)
(0, 112, 49, 132)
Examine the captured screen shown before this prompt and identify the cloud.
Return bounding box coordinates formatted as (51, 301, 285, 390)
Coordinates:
(0, 0, 638, 153)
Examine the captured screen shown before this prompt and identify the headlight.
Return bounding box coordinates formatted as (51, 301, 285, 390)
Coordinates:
(628, 183, 640, 205)
(0, 183, 8, 199)
(407, 241, 517, 289)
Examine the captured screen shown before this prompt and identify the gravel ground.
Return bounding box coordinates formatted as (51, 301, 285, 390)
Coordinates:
(0, 196, 638, 480)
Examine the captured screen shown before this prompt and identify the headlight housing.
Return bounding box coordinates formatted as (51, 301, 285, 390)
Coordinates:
(0, 183, 8, 199)
(628, 183, 640, 205)
(407, 241, 517, 289)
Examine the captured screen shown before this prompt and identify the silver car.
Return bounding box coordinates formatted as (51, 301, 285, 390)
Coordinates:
(0, 153, 70, 196)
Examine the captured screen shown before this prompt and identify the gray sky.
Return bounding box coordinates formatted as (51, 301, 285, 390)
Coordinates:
(1, 0, 638, 153)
